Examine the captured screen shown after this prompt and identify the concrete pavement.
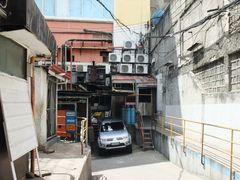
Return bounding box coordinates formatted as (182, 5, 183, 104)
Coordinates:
(32, 141, 91, 180)
(92, 145, 207, 180)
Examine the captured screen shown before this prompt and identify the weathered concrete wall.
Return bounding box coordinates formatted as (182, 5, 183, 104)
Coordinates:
(152, 130, 240, 180)
(79, 149, 92, 180)
(151, 0, 240, 130)
(35, 67, 48, 148)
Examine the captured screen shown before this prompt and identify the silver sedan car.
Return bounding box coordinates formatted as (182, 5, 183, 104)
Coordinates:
(97, 119, 132, 155)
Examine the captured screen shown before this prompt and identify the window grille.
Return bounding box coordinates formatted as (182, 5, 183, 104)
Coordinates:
(195, 58, 225, 93)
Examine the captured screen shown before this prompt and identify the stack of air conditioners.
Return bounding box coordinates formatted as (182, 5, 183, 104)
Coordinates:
(135, 54, 149, 74)
(108, 41, 149, 75)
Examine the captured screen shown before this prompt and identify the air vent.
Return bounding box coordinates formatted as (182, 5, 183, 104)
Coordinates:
(122, 53, 135, 63)
(120, 64, 133, 74)
(76, 65, 88, 72)
(136, 54, 149, 64)
(109, 53, 121, 63)
(135, 64, 148, 74)
(124, 41, 136, 49)
(66, 66, 71, 72)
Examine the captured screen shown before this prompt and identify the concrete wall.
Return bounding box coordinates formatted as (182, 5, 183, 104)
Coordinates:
(35, 67, 48, 148)
(115, 0, 150, 26)
(151, 0, 240, 131)
(149, 1, 240, 175)
(152, 130, 240, 180)
(79, 149, 92, 180)
(113, 0, 150, 47)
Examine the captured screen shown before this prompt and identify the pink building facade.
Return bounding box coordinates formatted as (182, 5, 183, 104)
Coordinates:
(46, 19, 113, 64)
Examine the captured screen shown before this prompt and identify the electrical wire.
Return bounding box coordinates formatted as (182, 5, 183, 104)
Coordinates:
(149, 0, 240, 55)
(0, 0, 8, 8)
(96, 0, 141, 35)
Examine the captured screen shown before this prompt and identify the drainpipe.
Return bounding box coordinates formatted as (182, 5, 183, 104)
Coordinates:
(30, 56, 36, 174)
(70, 44, 73, 90)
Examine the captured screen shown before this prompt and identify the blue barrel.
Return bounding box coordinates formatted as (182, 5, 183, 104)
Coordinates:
(127, 106, 131, 124)
(130, 106, 136, 124)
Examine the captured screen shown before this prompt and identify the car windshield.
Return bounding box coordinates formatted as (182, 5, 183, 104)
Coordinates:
(101, 121, 124, 132)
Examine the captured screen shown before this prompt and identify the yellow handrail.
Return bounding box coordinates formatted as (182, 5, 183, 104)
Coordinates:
(77, 117, 88, 154)
(156, 114, 240, 180)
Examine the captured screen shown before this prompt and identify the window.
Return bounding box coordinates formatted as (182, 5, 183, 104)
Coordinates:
(193, 48, 204, 64)
(139, 88, 152, 103)
(44, 0, 55, 16)
(101, 122, 124, 132)
(229, 51, 240, 91)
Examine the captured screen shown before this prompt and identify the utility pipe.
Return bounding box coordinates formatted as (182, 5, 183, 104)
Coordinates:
(30, 55, 47, 174)
(30, 56, 36, 174)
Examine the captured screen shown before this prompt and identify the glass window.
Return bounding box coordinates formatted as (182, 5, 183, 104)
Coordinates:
(70, 0, 82, 17)
(101, 122, 124, 132)
(44, 0, 55, 16)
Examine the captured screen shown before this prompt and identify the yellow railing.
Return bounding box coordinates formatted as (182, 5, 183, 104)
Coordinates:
(77, 117, 88, 154)
(157, 114, 240, 180)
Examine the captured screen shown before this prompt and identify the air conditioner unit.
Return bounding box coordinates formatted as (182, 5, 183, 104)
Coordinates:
(108, 53, 121, 63)
(111, 64, 120, 74)
(66, 66, 71, 72)
(124, 41, 136, 49)
(122, 53, 135, 63)
(136, 54, 149, 64)
(120, 64, 133, 74)
(135, 64, 148, 74)
(76, 65, 88, 72)
(72, 65, 77, 72)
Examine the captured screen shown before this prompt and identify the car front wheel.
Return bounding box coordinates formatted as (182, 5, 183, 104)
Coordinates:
(126, 144, 132, 154)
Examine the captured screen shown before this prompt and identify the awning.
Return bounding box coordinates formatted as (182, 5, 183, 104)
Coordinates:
(112, 75, 157, 87)
(48, 64, 71, 81)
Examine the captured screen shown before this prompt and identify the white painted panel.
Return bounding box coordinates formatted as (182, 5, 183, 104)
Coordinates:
(0, 84, 38, 161)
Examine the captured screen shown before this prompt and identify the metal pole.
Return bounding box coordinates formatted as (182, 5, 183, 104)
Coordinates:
(35, 148, 42, 178)
(70, 45, 73, 90)
(86, 118, 88, 147)
(183, 120, 186, 152)
(201, 123, 205, 166)
(161, 115, 164, 133)
(10, 161, 17, 180)
(230, 129, 234, 180)
(170, 118, 173, 144)
(30, 57, 36, 174)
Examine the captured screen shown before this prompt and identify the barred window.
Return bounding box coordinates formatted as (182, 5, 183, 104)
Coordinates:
(194, 58, 225, 93)
(229, 51, 240, 91)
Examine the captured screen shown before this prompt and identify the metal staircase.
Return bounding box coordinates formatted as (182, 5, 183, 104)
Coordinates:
(136, 112, 154, 150)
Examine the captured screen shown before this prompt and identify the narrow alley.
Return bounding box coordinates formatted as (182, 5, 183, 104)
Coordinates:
(1, 0, 240, 180)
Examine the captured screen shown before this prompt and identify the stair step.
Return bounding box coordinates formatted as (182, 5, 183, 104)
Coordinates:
(143, 145, 154, 150)
(144, 142, 153, 145)
(144, 133, 151, 135)
(144, 137, 152, 141)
